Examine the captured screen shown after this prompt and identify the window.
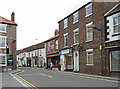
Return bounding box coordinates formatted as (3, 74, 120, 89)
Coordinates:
(86, 22, 93, 42)
(86, 3, 92, 17)
(73, 12, 78, 24)
(0, 37, 6, 48)
(74, 29, 79, 44)
(55, 40, 58, 49)
(111, 50, 120, 71)
(0, 55, 6, 64)
(48, 42, 50, 51)
(64, 33, 68, 47)
(113, 15, 120, 34)
(39, 49, 42, 56)
(86, 49, 93, 65)
(64, 18, 68, 29)
(0, 25, 6, 32)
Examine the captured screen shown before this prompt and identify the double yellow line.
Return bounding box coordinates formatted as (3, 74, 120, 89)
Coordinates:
(13, 70, 38, 89)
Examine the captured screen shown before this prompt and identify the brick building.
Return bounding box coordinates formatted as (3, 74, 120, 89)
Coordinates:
(104, 2, 120, 76)
(45, 29, 60, 69)
(58, 1, 118, 75)
(0, 12, 17, 70)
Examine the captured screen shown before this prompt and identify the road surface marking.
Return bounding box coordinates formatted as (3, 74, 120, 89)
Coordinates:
(12, 70, 38, 89)
(40, 73, 53, 78)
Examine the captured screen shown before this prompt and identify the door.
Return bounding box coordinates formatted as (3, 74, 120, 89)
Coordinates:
(74, 51, 79, 71)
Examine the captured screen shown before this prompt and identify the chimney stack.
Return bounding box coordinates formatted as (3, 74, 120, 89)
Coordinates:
(55, 29, 59, 36)
(11, 12, 15, 22)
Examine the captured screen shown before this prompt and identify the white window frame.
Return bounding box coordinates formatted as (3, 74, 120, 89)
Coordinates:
(85, 3, 92, 17)
(0, 36, 7, 49)
(0, 54, 7, 66)
(112, 14, 120, 35)
(64, 18, 68, 29)
(86, 49, 93, 66)
(64, 33, 68, 47)
(73, 11, 79, 24)
(0, 24, 7, 33)
(73, 28, 79, 44)
(55, 40, 58, 50)
(86, 22, 93, 42)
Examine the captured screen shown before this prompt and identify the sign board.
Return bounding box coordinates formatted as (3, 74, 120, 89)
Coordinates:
(59, 48, 72, 55)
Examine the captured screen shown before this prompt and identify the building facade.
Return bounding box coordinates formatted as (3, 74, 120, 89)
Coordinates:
(0, 12, 17, 70)
(105, 2, 120, 76)
(58, 1, 118, 75)
(45, 29, 60, 69)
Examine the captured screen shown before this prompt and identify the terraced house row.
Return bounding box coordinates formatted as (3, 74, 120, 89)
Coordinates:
(17, 1, 120, 77)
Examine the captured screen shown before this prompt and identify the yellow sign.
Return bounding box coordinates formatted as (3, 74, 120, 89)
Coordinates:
(99, 45, 102, 50)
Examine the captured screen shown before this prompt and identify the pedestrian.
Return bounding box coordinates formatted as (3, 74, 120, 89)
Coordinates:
(40, 61, 43, 69)
(50, 62, 53, 70)
(58, 62, 61, 71)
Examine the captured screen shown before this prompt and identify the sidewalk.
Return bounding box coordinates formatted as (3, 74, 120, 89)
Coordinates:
(1, 69, 28, 89)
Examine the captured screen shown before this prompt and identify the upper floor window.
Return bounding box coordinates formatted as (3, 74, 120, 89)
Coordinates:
(73, 12, 79, 24)
(0, 37, 6, 48)
(86, 3, 92, 17)
(64, 18, 68, 29)
(86, 22, 93, 42)
(73, 28, 79, 44)
(48, 42, 50, 51)
(55, 40, 58, 50)
(0, 25, 6, 32)
(64, 33, 68, 47)
(0, 55, 6, 65)
(113, 15, 120, 34)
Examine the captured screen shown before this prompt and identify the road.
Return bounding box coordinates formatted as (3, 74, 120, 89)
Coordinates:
(12, 67, 119, 89)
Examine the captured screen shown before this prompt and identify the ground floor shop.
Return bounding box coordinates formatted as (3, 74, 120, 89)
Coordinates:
(47, 53, 60, 69)
(59, 48, 73, 71)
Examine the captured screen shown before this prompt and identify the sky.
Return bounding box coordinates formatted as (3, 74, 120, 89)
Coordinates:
(0, 0, 92, 50)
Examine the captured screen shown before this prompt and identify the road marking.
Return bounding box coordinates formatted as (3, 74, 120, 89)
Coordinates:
(40, 73, 53, 78)
(12, 70, 38, 89)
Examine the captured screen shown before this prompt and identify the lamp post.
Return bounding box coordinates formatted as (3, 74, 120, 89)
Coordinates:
(88, 24, 103, 76)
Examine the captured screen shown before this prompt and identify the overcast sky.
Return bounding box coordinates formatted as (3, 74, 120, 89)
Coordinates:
(0, 0, 92, 50)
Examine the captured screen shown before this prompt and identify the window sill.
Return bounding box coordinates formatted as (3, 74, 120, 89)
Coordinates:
(0, 31, 7, 33)
(73, 20, 79, 24)
(112, 33, 120, 37)
(85, 13, 93, 18)
(86, 64, 94, 66)
(85, 40, 93, 43)
(63, 27, 68, 29)
(64, 46, 68, 48)
(73, 43, 79, 46)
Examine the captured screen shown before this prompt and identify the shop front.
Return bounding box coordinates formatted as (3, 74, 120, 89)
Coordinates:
(47, 53, 60, 69)
(59, 48, 73, 71)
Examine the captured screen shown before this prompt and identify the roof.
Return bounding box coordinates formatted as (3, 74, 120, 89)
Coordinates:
(104, 2, 120, 17)
(44, 34, 59, 42)
(0, 16, 17, 25)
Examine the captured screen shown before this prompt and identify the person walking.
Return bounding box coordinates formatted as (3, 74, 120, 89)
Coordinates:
(58, 62, 61, 71)
(40, 61, 43, 69)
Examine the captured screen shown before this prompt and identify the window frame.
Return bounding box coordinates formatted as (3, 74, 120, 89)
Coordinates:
(48, 42, 50, 52)
(86, 49, 93, 66)
(55, 40, 58, 50)
(64, 18, 68, 29)
(73, 28, 79, 44)
(0, 36, 7, 48)
(0, 24, 7, 33)
(73, 11, 79, 24)
(85, 3, 92, 17)
(64, 33, 68, 47)
(0, 54, 6, 66)
(86, 22, 93, 42)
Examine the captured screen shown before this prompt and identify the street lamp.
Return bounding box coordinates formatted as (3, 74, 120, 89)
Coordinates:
(88, 24, 103, 76)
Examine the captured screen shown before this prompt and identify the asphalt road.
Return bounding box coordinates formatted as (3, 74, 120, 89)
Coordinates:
(15, 67, 119, 88)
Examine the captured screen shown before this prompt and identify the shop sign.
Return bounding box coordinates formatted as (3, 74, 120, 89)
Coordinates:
(47, 53, 59, 57)
(50, 44, 55, 50)
(59, 48, 72, 55)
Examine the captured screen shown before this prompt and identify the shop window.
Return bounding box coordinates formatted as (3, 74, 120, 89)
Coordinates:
(111, 50, 120, 71)
(0, 55, 5, 64)
(86, 49, 93, 65)
(113, 15, 120, 34)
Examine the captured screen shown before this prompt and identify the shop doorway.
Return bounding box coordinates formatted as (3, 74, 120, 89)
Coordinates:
(74, 51, 79, 72)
